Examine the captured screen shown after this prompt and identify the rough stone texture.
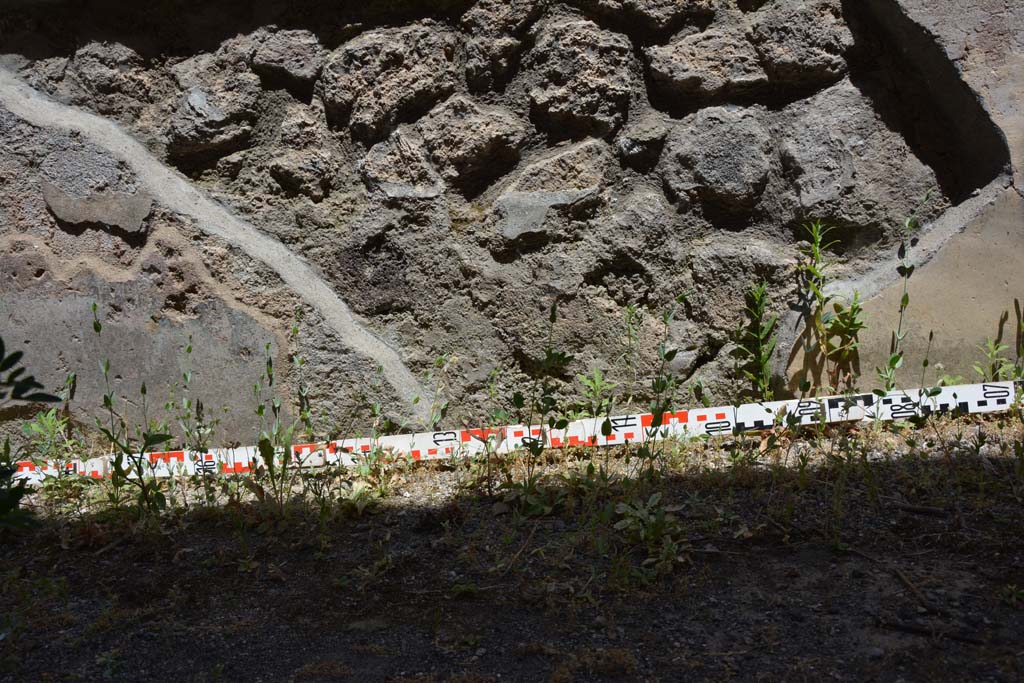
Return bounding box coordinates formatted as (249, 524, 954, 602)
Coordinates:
(251, 29, 326, 90)
(267, 151, 333, 202)
(319, 23, 462, 142)
(661, 107, 773, 214)
(462, 0, 543, 90)
(359, 126, 444, 200)
(777, 78, 940, 231)
(495, 139, 610, 241)
(0, 239, 279, 439)
(525, 18, 633, 139)
(646, 27, 767, 101)
(41, 181, 152, 233)
(573, 0, 717, 34)
(615, 110, 668, 169)
(417, 96, 530, 193)
(166, 43, 262, 164)
(747, 0, 853, 89)
(0, 0, 1020, 436)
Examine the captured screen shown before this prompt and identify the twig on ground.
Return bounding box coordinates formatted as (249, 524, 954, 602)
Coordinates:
(877, 618, 984, 645)
(849, 547, 951, 618)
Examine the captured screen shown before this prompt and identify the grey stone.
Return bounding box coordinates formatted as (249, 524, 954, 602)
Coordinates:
(320, 23, 461, 142)
(462, 0, 543, 90)
(358, 126, 444, 200)
(526, 19, 633, 139)
(778, 78, 939, 230)
(417, 95, 529, 193)
(646, 27, 767, 101)
(42, 180, 152, 233)
(614, 111, 668, 168)
(660, 106, 773, 213)
(251, 29, 326, 88)
(496, 139, 610, 240)
(574, 0, 717, 34)
(166, 44, 262, 163)
(0, 244, 278, 439)
(267, 150, 333, 202)
(747, 0, 853, 89)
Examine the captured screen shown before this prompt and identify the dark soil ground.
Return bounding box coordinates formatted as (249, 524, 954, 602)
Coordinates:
(2, 416, 1024, 682)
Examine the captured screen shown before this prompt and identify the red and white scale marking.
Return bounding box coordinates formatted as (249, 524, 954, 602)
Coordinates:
(12, 381, 1020, 486)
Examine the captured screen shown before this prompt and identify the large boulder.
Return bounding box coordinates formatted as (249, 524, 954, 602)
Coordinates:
(526, 19, 633, 139)
(358, 126, 444, 200)
(646, 27, 767, 102)
(496, 138, 611, 241)
(461, 0, 544, 91)
(251, 29, 326, 92)
(778, 78, 941, 231)
(660, 106, 773, 214)
(417, 96, 530, 194)
(319, 23, 461, 142)
(747, 0, 853, 89)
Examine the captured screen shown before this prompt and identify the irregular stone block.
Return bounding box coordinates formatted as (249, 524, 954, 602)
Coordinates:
(417, 95, 529, 193)
(42, 180, 152, 234)
(320, 23, 461, 142)
(661, 106, 773, 214)
(526, 19, 633, 139)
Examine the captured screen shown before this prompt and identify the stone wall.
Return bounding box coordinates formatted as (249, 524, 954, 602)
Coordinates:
(0, 0, 1019, 440)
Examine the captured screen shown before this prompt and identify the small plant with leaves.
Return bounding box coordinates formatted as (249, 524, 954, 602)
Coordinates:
(823, 292, 866, 391)
(245, 341, 301, 516)
(875, 190, 934, 394)
(973, 338, 1012, 382)
(734, 281, 778, 402)
(89, 306, 174, 515)
(501, 302, 574, 517)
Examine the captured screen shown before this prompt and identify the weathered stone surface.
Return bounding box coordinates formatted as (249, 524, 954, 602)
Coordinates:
(526, 19, 633, 139)
(320, 23, 461, 142)
(251, 29, 326, 89)
(461, 0, 543, 90)
(267, 151, 333, 201)
(41, 181, 152, 233)
(778, 78, 939, 230)
(574, 0, 717, 34)
(66, 42, 151, 106)
(496, 139, 610, 240)
(358, 126, 444, 200)
(1, 0, 1018, 430)
(614, 110, 668, 169)
(0, 242, 278, 439)
(278, 103, 325, 149)
(417, 96, 529, 193)
(747, 0, 853, 88)
(166, 46, 262, 163)
(660, 107, 772, 213)
(646, 27, 767, 101)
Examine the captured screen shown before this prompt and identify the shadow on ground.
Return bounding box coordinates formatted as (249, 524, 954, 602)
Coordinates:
(2, 416, 1023, 682)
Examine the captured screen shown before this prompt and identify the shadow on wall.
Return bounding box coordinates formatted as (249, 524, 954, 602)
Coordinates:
(840, 0, 1011, 203)
(0, 0, 475, 58)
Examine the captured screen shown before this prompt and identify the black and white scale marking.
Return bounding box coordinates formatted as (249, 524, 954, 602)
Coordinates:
(13, 381, 1022, 485)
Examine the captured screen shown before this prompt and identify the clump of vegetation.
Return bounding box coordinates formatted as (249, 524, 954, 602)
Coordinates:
(734, 281, 778, 402)
(796, 221, 868, 393)
(1, 333, 59, 529)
